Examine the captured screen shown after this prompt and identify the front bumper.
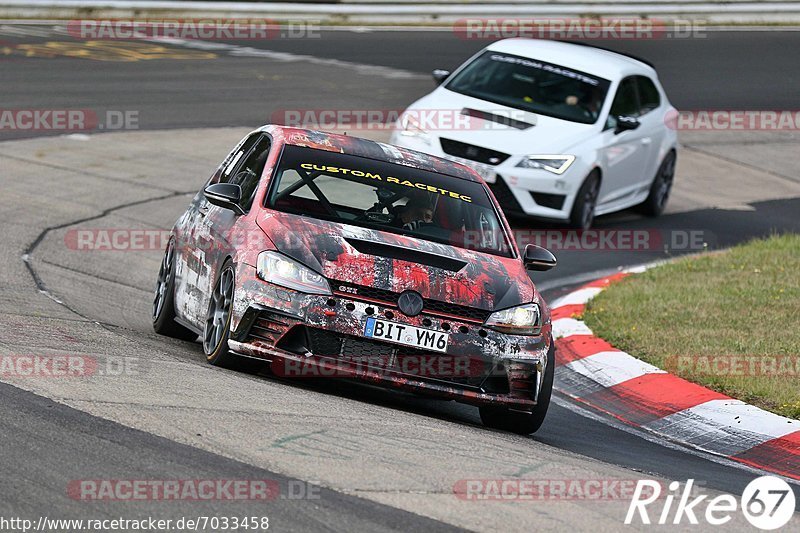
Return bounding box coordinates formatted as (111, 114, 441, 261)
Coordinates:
(230, 263, 551, 410)
(390, 131, 589, 221)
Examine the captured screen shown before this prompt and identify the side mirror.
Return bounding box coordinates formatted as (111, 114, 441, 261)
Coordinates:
(432, 69, 451, 85)
(614, 115, 640, 134)
(523, 244, 557, 271)
(204, 183, 245, 215)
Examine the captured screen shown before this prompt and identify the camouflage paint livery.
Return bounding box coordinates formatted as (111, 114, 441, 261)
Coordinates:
(168, 125, 552, 411)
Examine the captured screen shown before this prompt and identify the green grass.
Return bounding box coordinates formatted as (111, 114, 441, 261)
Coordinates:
(583, 234, 800, 419)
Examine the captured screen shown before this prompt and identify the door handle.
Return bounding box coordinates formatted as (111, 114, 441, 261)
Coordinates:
(641, 137, 652, 145)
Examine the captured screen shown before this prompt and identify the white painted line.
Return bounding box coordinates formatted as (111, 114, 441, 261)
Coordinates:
(564, 350, 666, 388)
(552, 317, 593, 339)
(656, 398, 799, 441)
(550, 286, 603, 308)
(149, 37, 426, 80)
(551, 395, 800, 487)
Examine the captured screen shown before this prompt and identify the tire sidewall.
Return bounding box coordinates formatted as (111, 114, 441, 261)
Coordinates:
(640, 151, 676, 217)
(569, 171, 600, 230)
(153, 239, 177, 328)
(204, 259, 235, 365)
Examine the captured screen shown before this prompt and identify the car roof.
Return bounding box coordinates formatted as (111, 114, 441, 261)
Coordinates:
(263, 125, 482, 182)
(485, 38, 657, 79)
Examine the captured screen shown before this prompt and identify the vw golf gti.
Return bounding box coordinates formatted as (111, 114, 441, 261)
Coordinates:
(153, 126, 557, 434)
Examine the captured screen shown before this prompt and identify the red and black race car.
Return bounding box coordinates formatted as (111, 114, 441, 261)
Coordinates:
(153, 125, 557, 434)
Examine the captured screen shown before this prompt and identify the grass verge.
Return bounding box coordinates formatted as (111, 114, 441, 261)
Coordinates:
(583, 233, 800, 419)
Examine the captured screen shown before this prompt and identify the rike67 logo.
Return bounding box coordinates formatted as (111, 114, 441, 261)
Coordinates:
(626, 476, 796, 529)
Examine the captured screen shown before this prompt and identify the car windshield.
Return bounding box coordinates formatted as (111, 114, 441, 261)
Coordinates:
(267, 145, 514, 257)
(445, 51, 611, 125)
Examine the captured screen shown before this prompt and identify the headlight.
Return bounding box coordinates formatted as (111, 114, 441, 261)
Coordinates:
(397, 113, 431, 145)
(256, 251, 331, 295)
(515, 155, 575, 175)
(484, 303, 542, 335)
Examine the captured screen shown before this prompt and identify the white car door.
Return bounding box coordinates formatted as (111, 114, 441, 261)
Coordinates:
(598, 77, 653, 206)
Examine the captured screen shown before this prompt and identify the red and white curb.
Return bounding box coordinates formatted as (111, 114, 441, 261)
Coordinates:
(549, 269, 800, 481)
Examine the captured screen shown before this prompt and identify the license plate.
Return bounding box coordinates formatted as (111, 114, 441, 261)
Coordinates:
(442, 155, 497, 183)
(364, 317, 449, 353)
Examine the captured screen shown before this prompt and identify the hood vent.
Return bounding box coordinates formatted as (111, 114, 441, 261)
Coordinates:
(461, 108, 535, 130)
(440, 138, 510, 166)
(345, 238, 467, 272)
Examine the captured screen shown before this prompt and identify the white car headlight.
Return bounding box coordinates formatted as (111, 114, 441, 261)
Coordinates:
(484, 303, 542, 335)
(397, 113, 431, 145)
(256, 251, 331, 295)
(515, 155, 575, 175)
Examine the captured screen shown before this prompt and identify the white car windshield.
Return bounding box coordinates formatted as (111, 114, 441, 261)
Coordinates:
(446, 51, 611, 125)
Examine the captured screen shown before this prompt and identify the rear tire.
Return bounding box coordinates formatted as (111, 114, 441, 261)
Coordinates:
(152, 239, 198, 341)
(479, 341, 555, 435)
(636, 151, 676, 217)
(567, 171, 600, 230)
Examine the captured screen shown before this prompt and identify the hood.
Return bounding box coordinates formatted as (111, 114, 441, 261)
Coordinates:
(408, 88, 598, 155)
(256, 210, 535, 312)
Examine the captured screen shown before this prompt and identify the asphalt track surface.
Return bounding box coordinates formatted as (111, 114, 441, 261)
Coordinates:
(1, 25, 799, 531)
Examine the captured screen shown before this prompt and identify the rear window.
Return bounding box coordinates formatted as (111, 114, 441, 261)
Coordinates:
(267, 145, 514, 257)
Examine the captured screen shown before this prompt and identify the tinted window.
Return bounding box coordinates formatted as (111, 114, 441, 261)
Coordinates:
(606, 77, 640, 129)
(226, 135, 271, 212)
(209, 133, 256, 184)
(217, 134, 261, 183)
(636, 76, 661, 114)
(610, 78, 639, 117)
(268, 145, 513, 257)
(446, 51, 611, 125)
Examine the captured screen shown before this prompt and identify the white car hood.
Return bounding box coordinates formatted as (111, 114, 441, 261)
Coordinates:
(406, 88, 598, 156)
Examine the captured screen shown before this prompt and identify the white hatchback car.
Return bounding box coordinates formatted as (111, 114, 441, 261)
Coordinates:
(390, 39, 678, 228)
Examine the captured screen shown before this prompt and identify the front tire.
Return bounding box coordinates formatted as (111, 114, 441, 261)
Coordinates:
(203, 259, 241, 369)
(479, 341, 555, 435)
(567, 171, 600, 230)
(152, 239, 197, 341)
(202, 260, 265, 373)
(637, 151, 676, 217)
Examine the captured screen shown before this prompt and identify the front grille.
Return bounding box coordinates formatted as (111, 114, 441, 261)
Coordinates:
(304, 327, 507, 392)
(487, 175, 524, 213)
(309, 328, 395, 358)
(440, 138, 510, 166)
(333, 281, 492, 324)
